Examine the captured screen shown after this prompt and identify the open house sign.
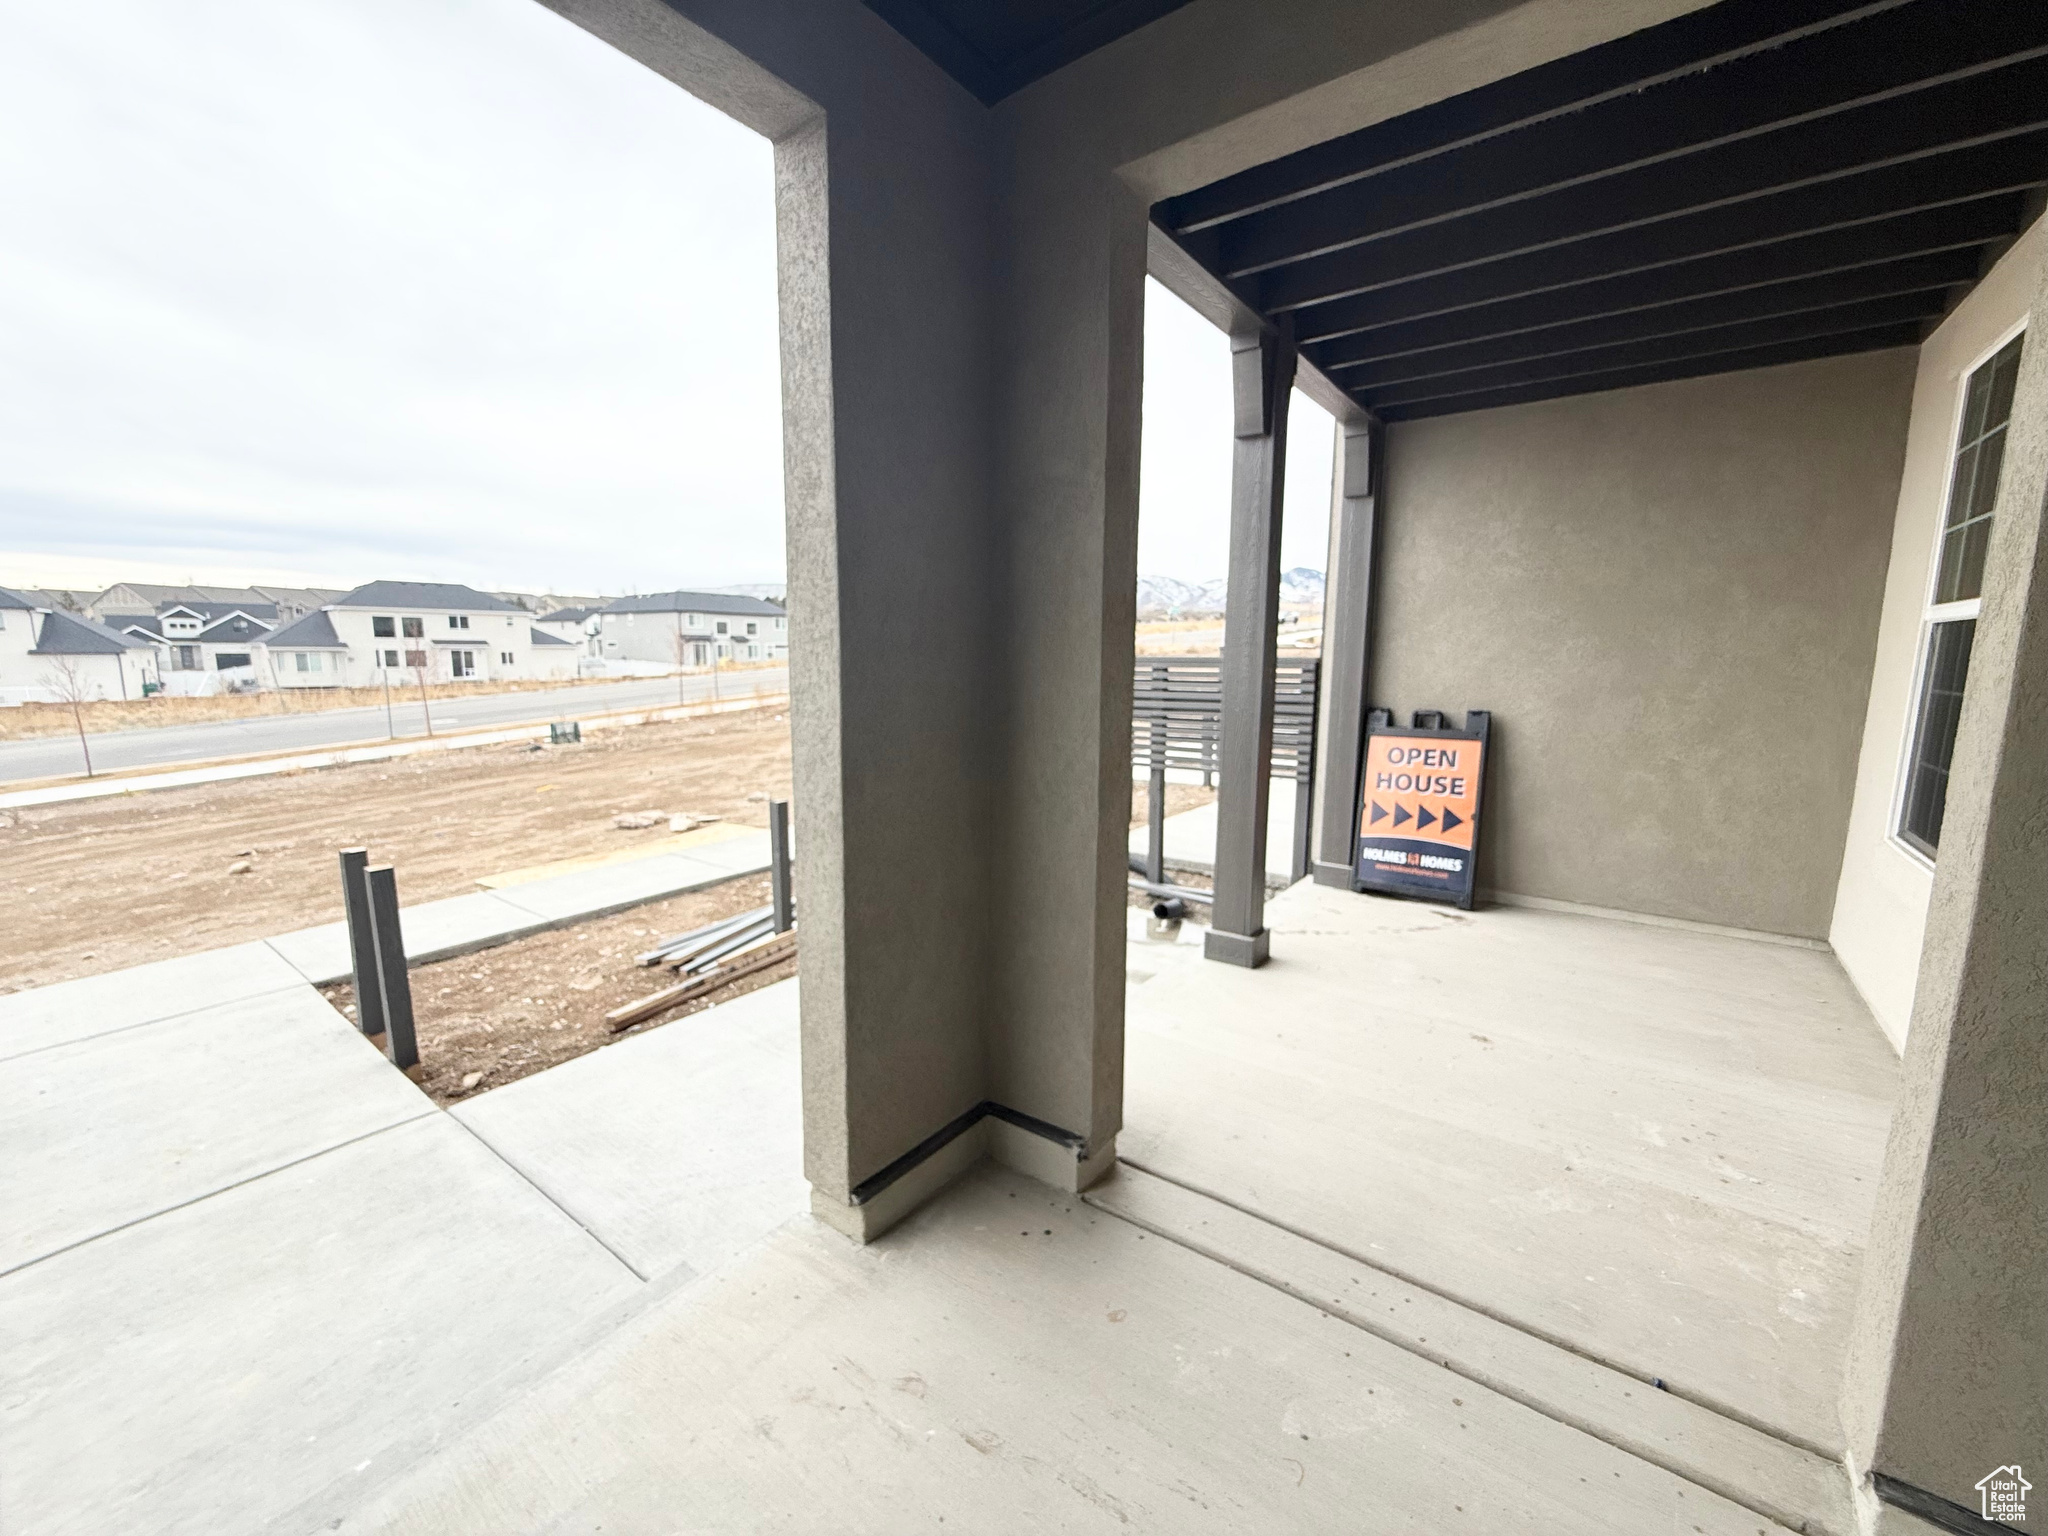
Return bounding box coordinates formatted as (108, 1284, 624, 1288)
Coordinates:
(1355, 710, 1491, 910)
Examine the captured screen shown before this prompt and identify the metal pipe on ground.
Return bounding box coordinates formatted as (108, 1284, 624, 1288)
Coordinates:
(1128, 876, 1213, 906)
(637, 906, 768, 967)
(608, 931, 796, 1033)
(673, 916, 775, 973)
(338, 848, 385, 1038)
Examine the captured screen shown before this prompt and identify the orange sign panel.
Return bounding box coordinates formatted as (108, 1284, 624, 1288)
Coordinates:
(1360, 735, 1480, 850)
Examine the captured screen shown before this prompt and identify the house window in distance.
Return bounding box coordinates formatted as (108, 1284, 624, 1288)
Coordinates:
(1898, 330, 2023, 859)
(373, 616, 395, 637)
(402, 616, 424, 638)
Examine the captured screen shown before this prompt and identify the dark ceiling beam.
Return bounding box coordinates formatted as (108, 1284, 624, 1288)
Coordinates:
(1257, 99, 2048, 314)
(1156, 0, 1886, 233)
(1332, 281, 1957, 388)
(1293, 192, 2025, 350)
(1373, 324, 1925, 421)
(1362, 304, 1932, 411)
(1208, 2, 2048, 278)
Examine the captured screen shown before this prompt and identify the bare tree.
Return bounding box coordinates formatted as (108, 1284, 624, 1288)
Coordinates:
(40, 656, 97, 777)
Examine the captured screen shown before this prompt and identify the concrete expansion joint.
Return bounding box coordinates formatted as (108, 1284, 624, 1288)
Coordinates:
(0, 1107, 438, 1283)
(1091, 1160, 1859, 1536)
(0, 982, 313, 1064)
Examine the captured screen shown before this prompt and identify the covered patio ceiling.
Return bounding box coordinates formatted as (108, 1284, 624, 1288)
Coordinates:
(1153, 0, 2048, 421)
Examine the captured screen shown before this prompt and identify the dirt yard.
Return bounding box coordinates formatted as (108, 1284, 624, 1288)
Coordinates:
(319, 873, 794, 1106)
(2, 705, 792, 993)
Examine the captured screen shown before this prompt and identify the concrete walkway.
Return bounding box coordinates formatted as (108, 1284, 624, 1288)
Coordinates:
(1128, 776, 1299, 882)
(0, 890, 803, 1536)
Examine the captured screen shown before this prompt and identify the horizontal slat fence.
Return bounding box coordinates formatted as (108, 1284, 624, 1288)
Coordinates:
(1132, 656, 1320, 885)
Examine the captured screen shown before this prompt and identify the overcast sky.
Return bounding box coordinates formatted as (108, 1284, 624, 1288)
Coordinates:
(0, 0, 1332, 598)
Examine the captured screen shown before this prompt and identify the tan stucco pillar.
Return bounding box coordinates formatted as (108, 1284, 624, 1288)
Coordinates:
(1840, 268, 2048, 1528)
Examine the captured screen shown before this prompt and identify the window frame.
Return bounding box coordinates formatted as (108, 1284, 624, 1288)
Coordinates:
(1888, 318, 2026, 869)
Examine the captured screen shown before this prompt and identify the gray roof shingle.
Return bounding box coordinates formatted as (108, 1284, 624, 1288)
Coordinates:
(336, 580, 520, 612)
(262, 610, 348, 649)
(31, 611, 153, 655)
(599, 590, 785, 618)
(530, 626, 575, 647)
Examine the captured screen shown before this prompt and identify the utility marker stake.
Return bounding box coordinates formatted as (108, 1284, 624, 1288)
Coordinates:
(365, 865, 419, 1072)
(338, 848, 386, 1038)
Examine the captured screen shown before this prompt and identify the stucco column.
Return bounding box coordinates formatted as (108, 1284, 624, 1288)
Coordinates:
(1840, 272, 2048, 1526)
(1206, 326, 1296, 968)
(1312, 417, 1380, 889)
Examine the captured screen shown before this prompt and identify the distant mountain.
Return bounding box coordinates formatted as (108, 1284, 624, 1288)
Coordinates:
(1136, 568, 1322, 616)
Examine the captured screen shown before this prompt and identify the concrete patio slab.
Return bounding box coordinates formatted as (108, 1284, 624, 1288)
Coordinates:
(0, 1113, 643, 1536)
(342, 1166, 1797, 1536)
(0, 940, 307, 1059)
(454, 978, 804, 1280)
(0, 985, 431, 1274)
(1121, 880, 1899, 1456)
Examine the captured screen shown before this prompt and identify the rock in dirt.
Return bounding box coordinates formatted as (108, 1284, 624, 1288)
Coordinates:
(669, 812, 721, 833)
(459, 1071, 484, 1091)
(227, 860, 254, 875)
(611, 811, 663, 830)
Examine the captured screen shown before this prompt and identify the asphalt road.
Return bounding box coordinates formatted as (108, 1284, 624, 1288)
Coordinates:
(0, 669, 788, 784)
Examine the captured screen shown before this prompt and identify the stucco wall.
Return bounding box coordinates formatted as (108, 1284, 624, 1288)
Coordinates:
(1372, 348, 1917, 939)
(1830, 213, 2048, 1049)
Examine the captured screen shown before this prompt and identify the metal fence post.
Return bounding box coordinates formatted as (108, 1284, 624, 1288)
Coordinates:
(769, 799, 794, 934)
(365, 865, 418, 1071)
(1291, 658, 1320, 885)
(1146, 663, 1168, 884)
(339, 848, 386, 1038)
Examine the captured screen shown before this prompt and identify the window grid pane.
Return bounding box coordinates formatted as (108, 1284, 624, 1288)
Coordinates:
(1899, 619, 1976, 857)
(1934, 333, 2023, 604)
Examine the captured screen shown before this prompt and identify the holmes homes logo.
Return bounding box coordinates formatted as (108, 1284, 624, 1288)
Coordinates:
(1976, 1465, 2029, 1523)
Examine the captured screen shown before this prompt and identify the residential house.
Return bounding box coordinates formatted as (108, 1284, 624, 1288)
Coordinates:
(89, 582, 341, 624)
(257, 610, 351, 690)
(24, 610, 159, 702)
(0, 586, 46, 705)
(594, 591, 787, 667)
(530, 605, 601, 655)
(320, 580, 536, 685)
(526, 627, 580, 680)
(108, 603, 278, 692)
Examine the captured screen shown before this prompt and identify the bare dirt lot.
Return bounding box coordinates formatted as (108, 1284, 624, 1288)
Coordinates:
(2, 705, 792, 993)
(320, 873, 794, 1107)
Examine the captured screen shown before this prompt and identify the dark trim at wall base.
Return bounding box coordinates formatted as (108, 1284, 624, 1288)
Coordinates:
(1873, 1473, 2026, 1535)
(848, 1101, 1088, 1206)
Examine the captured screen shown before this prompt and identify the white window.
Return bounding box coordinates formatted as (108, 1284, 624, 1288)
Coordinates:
(451, 649, 476, 678)
(448, 614, 469, 630)
(381, 648, 399, 668)
(295, 652, 310, 672)
(499, 651, 513, 665)
(746, 621, 757, 636)
(1896, 328, 2024, 861)
(716, 620, 728, 635)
